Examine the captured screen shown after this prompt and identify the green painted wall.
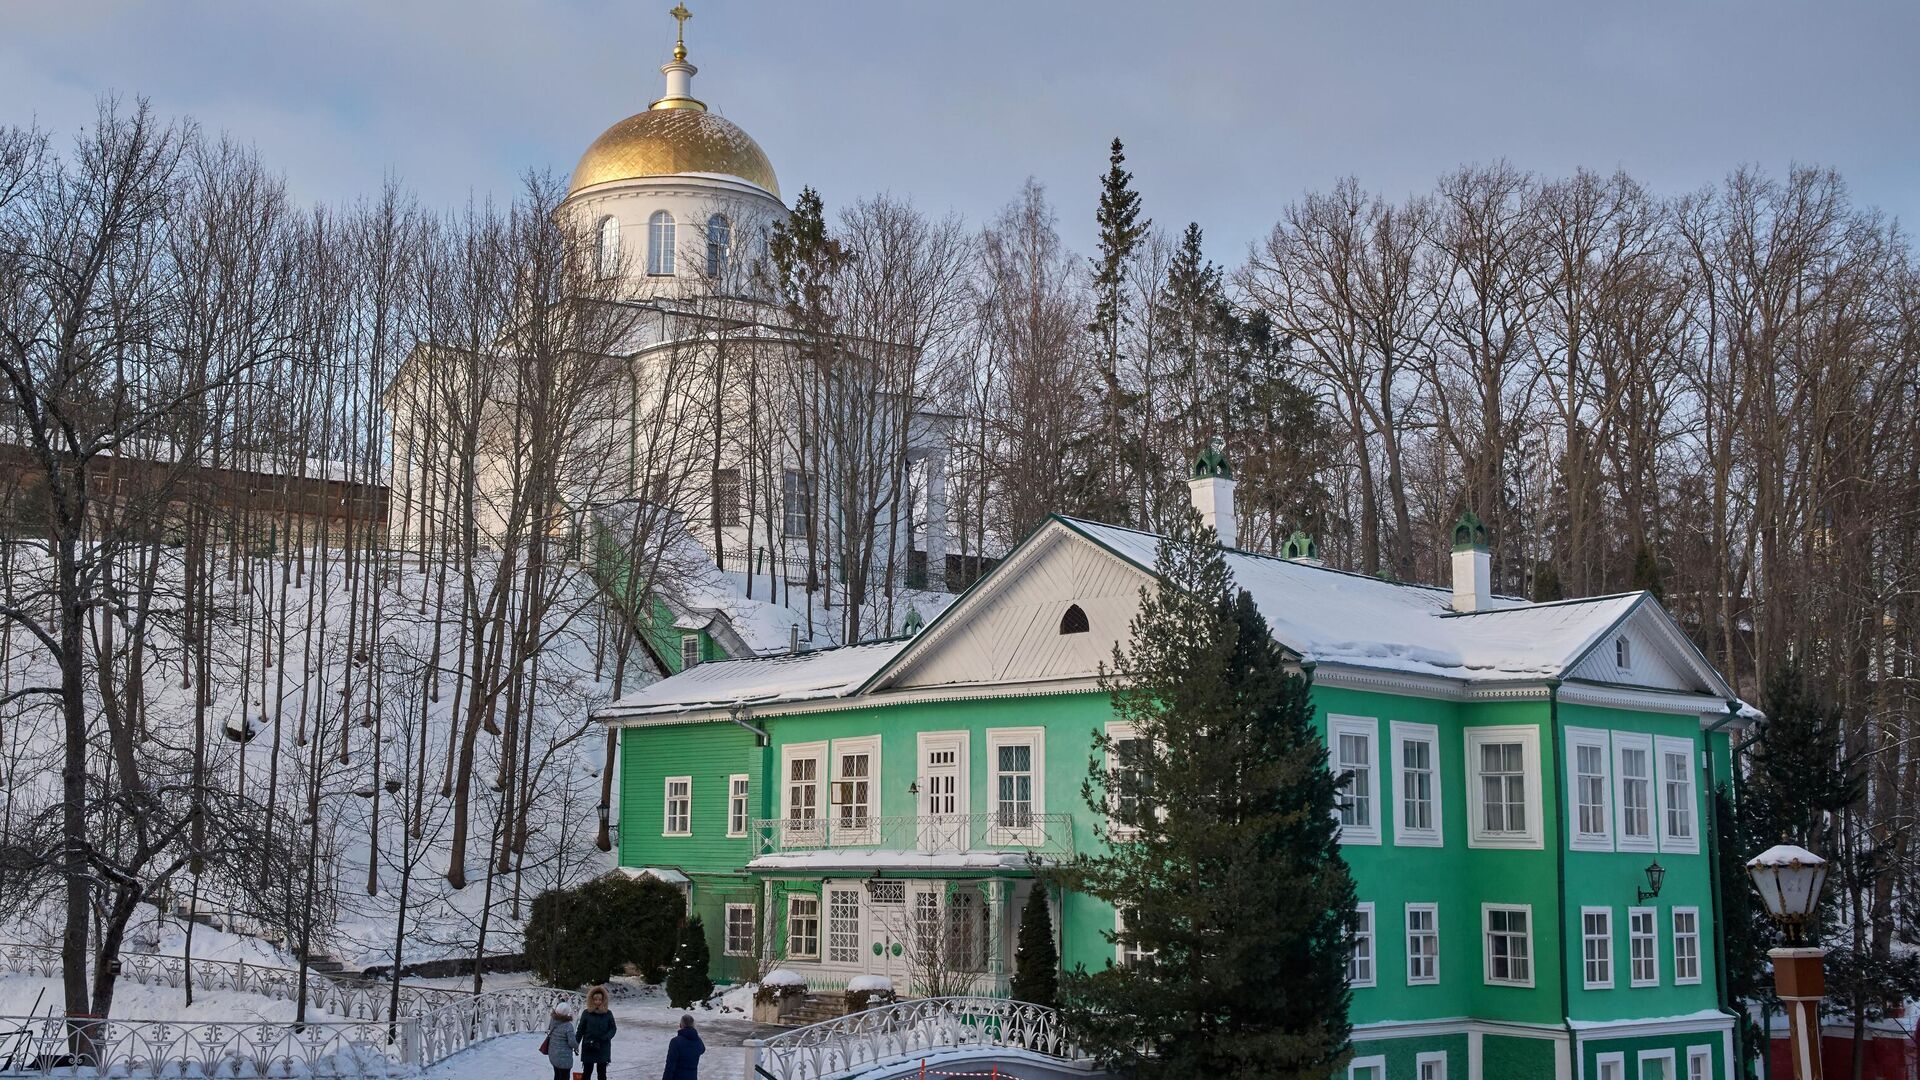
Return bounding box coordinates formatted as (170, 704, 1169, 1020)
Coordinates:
(1485, 1032, 1560, 1076)
(1580, 1030, 1726, 1079)
(619, 722, 762, 874)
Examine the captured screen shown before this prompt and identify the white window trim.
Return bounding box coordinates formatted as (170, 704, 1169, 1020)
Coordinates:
(662, 775, 692, 837)
(1580, 905, 1614, 990)
(723, 903, 755, 957)
(726, 774, 750, 839)
(987, 727, 1046, 846)
(1566, 726, 1614, 851)
(1415, 1051, 1448, 1080)
(1330, 715, 1382, 845)
(1616, 635, 1633, 670)
(1465, 726, 1543, 849)
(1686, 1045, 1714, 1080)
(823, 885, 865, 968)
(1595, 1051, 1625, 1080)
(1657, 735, 1702, 854)
(1629, 905, 1660, 988)
(1391, 720, 1444, 847)
(828, 735, 881, 845)
(1672, 905, 1703, 985)
(781, 740, 827, 845)
(1405, 902, 1440, 986)
(680, 633, 702, 669)
(1482, 903, 1535, 988)
(1104, 721, 1142, 840)
(915, 730, 970, 852)
(1638, 1048, 1677, 1080)
(1613, 731, 1657, 852)
(1348, 901, 1377, 988)
(785, 894, 820, 960)
(1348, 1055, 1387, 1080)
(1114, 905, 1154, 968)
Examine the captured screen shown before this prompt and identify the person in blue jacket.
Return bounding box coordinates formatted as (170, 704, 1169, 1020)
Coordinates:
(661, 1013, 704, 1080)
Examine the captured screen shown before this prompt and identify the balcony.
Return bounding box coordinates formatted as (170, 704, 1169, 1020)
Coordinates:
(746, 813, 1076, 869)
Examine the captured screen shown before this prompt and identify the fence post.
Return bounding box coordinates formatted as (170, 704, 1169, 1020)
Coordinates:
(743, 1038, 762, 1078)
(399, 1016, 422, 1066)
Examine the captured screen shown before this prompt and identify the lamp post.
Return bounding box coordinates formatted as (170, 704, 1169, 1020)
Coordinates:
(1747, 844, 1830, 1080)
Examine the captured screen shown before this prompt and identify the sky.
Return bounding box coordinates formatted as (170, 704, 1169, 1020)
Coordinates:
(3, 1, 1916, 262)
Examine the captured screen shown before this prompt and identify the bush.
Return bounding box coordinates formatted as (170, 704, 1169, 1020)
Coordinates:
(524, 873, 684, 987)
(845, 977, 896, 1012)
(754, 970, 807, 1005)
(665, 915, 714, 1007)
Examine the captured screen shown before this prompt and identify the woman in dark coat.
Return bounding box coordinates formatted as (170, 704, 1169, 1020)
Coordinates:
(575, 986, 617, 1080)
(662, 1014, 704, 1080)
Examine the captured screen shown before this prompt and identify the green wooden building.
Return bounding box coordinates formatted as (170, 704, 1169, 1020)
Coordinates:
(595, 462, 1751, 1080)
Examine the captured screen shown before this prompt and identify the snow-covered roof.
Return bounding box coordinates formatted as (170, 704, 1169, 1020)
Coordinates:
(747, 849, 1040, 872)
(597, 639, 908, 718)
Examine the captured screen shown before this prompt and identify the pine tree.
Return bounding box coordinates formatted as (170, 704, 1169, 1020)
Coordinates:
(1055, 505, 1356, 1079)
(1629, 543, 1664, 600)
(1011, 885, 1059, 1008)
(665, 915, 714, 1008)
(1087, 138, 1150, 524)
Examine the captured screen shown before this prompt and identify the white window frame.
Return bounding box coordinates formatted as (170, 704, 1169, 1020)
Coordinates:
(723, 903, 755, 957)
(916, 730, 970, 852)
(781, 741, 827, 845)
(1330, 715, 1382, 845)
(1616, 635, 1633, 670)
(1673, 906, 1703, 985)
(824, 885, 863, 967)
(828, 735, 880, 845)
(595, 215, 621, 279)
(647, 210, 676, 276)
(1613, 731, 1657, 853)
(727, 774, 750, 838)
(663, 776, 692, 836)
(987, 727, 1046, 845)
(786, 894, 819, 960)
(1581, 906, 1614, 989)
(1348, 1056, 1386, 1080)
(1348, 902, 1376, 988)
(1405, 903, 1439, 985)
(1658, 736, 1700, 854)
(680, 633, 702, 669)
(1115, 905, 1154, 968)
(1391, 720, 1443, 846)
(1415, 1051, 1448, 1080)
(1482, 903, 1534, 987)
(1628, 905, 1660, 987)
(1465, 726, 1543, 849)
(1686, 1045, 1713, 1080)
(1566, 726, 1614, 851)
(1104, 721, 1144, 840)
(1595, 1051, 1625, 1080)
(1638, 1048, 1677, 1080)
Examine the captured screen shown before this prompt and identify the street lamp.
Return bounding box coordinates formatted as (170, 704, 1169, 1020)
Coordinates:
(1747, 844, 1829, 1080)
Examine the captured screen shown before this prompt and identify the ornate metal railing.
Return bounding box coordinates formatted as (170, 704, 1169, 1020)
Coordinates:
(744, 996, 1084, 1080)
(0, 942, 466, 1022)
(747, 814, 1076, 860)
(407, 985, 580, 1066)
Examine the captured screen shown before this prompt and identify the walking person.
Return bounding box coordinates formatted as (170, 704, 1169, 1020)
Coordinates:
(542, 1004, 576, 1080)
(575, 986, 618, 1080)
(662, 1014, 704, 1080)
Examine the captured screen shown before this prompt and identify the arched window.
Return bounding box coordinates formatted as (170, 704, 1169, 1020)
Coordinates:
(647, 210, 676, 276)
(1060, 604, 1089, 635)
(706, 213, 731, 278)
(595, 216, 621, 279)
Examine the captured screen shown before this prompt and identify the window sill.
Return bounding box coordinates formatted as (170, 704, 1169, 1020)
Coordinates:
(1467, 832, 1543, 850)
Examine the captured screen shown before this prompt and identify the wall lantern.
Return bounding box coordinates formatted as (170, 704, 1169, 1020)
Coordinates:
(1637, 859, 1666, 903)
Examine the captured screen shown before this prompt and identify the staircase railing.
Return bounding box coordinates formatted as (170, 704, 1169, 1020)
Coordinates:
(742, 996, 1085, 1080)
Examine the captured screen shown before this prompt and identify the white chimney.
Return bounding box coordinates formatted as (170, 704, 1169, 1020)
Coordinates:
(1188, 437, 1237, 548)
(1450, 510, 1491, 612)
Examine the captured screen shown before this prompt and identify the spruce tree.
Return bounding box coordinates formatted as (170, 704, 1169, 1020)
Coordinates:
(665, 915, 714, 1008)
(1087, 138, 1150, 523)
(1056, 506, 1356, 1079)
(1011, 885, 1059, 1008)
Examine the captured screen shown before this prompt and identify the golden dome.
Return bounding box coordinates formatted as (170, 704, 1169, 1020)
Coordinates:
(569, 108, 780, 199)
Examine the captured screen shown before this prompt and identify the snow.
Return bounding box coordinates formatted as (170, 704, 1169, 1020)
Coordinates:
(760, 970, 805, 989)
(1749, 844, 1825, 867)
(846, 975, 893, 993)
(1567, 1008, 1734, 1031)
(748, 850, 1036, 872)
(0, 974, 300, 1024)
(598, 640, 907, 718)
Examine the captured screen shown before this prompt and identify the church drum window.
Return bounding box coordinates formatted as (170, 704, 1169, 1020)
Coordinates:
(595, 215, 621, 279)
(647, 210, 676, 276)
(706, 213, 731, 278)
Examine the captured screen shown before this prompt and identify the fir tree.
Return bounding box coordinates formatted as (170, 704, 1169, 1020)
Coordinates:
(665, 915, 714, 1008)
(1056, 505, 1356, 1079)
(1011, 885, 1059, 1008)
(1629, 543, 1664, 601)
(1088, 138, 1150, 524)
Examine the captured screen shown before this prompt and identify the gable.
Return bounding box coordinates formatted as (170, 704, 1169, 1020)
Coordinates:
(873, 525, 1151, 691)
(1563, 599, 1731, 698)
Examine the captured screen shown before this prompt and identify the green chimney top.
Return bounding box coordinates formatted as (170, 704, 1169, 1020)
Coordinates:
(1191, 435, 1232, 480)
(1283, 530, 1318, 561)
(1451, 509, 1489, 553)
(903, 604, 925, 635)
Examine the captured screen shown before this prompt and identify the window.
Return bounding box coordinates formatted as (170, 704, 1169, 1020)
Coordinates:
(727, 774, 750, 838)
(786, 895, 819, 959)
(1595, 1053, 1625, 1080)
(1115, 906, 1154, 969)
(647, 210, 676, 275)
(1567, 727, 1613, 850)
(1392, 721, 1443, 846)
(988, 728, 1044, 843)
(826, 887, 862, 964)
(944, 889, 988, 972)
(1673, 907, 1702, 984)
(1629, 906, 1659, 986)
(1466, 727, 1542, 848)
(706, 213, 731, 278)
(1106, 722, 1147, 838)
(783, 742, 825, 842)
(1659, 736, 1699, 852)
(1616, 635, 1632, 669)
(831, 737, 878, 841)
(724, 904, 755, 956)
(1483, 904, 1533, 986)
(663, 776, 691, 835)
(1349, 1058, 1386, 1080)
(680, 634, 702, 670)
(1582, 907, 1613, 989)
(1415, 1053, 1448, 1080)
(595, 215, 621, 279)
(1687, 1046, 1713, 1080)
(1615, 732, 1656, 851)
(782, 469, 806, 537)
(1329, 716, 1380, 845)
(1638, 1049, 1676, 1080)
(1348, 902, 1376, 987)
(712, 468, 741, 527)
(1406, 904, 1439, 985)
(1059, 604, 1089, 634)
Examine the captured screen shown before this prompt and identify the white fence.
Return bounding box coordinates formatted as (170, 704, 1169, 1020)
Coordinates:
(743, 996, 1085, 1080)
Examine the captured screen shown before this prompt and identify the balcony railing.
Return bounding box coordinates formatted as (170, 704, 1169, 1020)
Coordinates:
(747, 813, 1075, 861)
